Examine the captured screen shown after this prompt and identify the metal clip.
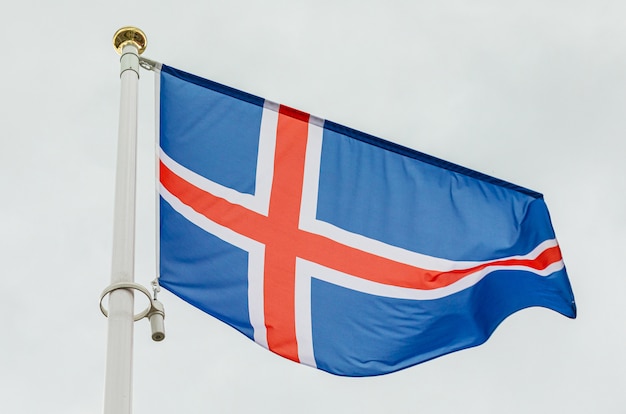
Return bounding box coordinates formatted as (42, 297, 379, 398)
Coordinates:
(139, 57, 161, 71)
(99, 281, 166, 341)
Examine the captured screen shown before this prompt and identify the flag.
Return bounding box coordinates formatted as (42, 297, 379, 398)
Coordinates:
(157, 64, 576, 377)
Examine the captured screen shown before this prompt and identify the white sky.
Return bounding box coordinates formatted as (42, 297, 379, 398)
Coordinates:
(1, 1, 624, 413)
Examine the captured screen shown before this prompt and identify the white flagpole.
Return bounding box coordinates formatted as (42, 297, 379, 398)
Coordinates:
(103, 27, 147, 414)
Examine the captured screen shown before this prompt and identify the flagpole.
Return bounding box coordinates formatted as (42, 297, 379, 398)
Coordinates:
(103, 27, 147, 414)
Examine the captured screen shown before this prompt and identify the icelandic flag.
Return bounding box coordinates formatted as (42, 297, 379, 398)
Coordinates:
(157, 64, 576, 377)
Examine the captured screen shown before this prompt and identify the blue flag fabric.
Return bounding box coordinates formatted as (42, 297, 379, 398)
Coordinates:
(157, 64, 576, 376)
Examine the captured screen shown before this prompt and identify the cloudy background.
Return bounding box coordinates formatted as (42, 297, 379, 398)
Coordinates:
(1, 0, 624, 413)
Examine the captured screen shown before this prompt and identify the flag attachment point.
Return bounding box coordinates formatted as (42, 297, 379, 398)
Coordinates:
(99, 282, 166, 341)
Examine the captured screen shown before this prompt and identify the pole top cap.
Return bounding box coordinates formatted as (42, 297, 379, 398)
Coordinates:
(113, 26, 147, 55)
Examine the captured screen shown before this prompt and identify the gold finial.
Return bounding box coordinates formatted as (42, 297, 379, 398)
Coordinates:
(113, 27, 147, 55)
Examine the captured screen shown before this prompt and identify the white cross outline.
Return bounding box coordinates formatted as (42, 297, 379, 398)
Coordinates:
(159, 100, 564, 367)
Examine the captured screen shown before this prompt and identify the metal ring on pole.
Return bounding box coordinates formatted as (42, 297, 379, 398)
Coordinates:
(99, 282, 153, 321)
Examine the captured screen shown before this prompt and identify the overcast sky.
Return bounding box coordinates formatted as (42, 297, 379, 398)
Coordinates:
(1, 1, 625, 413)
